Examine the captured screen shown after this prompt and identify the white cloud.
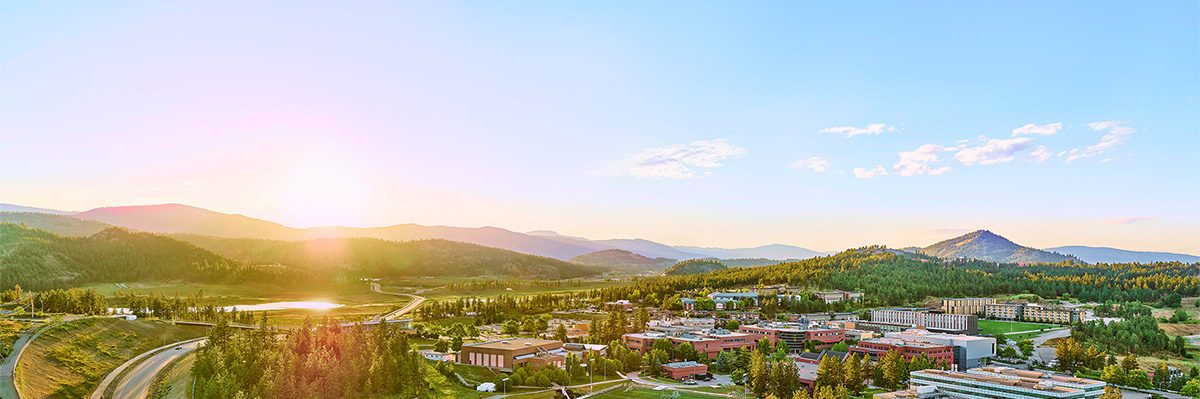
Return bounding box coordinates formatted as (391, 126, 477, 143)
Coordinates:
(854, 166, 888, 179)
(893, 144, 951, 176)
(613, 139, 747, 179)
(954, 137, 1035, 166)
(1030, 146, 1051, 162)
(1011, 122, 1063, 136)
(791, 157, 830, 173)
(1099, 216, 1152, 225)
(819, 123, 895, 138)
(1065, 121, 1134, 162)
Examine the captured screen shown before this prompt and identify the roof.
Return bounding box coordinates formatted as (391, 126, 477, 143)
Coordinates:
(464, 339, 562, 351)
(664, 361, 705, 368)
(710, 292, 759, 298)
(913, 369, 1097, 393)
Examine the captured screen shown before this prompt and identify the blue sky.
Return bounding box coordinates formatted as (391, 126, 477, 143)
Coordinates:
(2, 1, 1198, 253)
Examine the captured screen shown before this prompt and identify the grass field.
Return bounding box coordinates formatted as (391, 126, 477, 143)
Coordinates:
(156, 352, 195, 399)
(591, 386, 728, 398)
(0, 319, 30, 357)
(85, 281, 400, 307)
(978, 319, 1058, 341)
(14, 318, 208, 399)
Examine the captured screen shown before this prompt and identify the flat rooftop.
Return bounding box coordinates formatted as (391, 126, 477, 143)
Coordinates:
(914, 369, 1085, 393)
(860, 337, 949, 349)
(465, 339, 561, 351)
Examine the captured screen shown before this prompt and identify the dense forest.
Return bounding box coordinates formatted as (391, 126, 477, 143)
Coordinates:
(176, 234, 602, 279)
(664, 258, 728, 275)
(192, 320, 449, 398)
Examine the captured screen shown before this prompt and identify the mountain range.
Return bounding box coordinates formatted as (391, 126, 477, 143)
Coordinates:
(1, 202, 1197, 265)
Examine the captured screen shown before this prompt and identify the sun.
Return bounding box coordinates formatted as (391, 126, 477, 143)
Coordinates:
(277, 154, 374, 227)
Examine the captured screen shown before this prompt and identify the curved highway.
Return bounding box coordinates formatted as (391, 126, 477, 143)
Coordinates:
(102, 338, 205, 399)
(370, 283, 425, 320)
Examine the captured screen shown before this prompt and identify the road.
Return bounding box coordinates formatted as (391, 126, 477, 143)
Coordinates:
(1030, 327, 1071, 365)
(98, 338, 206, 399)
(370, 283, 425, 320)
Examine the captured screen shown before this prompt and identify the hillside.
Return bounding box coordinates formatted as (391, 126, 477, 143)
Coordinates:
(721, 258, 794, 267)
(1045, 246, 1200, 264)
(569, 249, 675, 270)
(0, 212, 113, 236)
(0, 203, 74, 215)
(174, 235, 603, 279)
(0, 223, 247, 290)
(919, 230, 1076, 264)
(675, 244, 825, 260)
(663, 258, 728, 275)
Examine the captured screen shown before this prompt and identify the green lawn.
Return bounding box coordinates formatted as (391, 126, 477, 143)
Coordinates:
(15, 318, 208, 399)
(0, 319, 30, 357)
(591, 386, 728, 398)
(978, 319, 1058, 341)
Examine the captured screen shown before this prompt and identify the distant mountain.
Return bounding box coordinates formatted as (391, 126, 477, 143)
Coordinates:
(74, 204, 603, 259)
(1044, 246, 1200, 264)
(663, 258, 727, 275)
(721, 258, 794, 267)
(175, 235, 602, 279)
(675, 244, 825, 260)
(569, 249, 675, 270)
(594, 238, 703, 260)
(0, 203, 74, 215)
(0, 212, 113, 236)
(919, 230, 1077, 264)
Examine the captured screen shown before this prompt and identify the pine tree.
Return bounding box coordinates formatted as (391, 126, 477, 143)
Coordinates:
(815, 355, 843, 389)
(843, 353, 865, 395)
(750, 350, 770, 397)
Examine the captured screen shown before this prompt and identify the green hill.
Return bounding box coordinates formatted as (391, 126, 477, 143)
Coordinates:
(0, 212, 113, 236)
(569, 249, 675, 270)
(175, 234, 603, 279)
(663, 258, 727, 275)
(0, 223, 248, 290)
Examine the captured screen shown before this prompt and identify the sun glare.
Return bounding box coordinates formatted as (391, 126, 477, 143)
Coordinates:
(278, 155, 374, 227)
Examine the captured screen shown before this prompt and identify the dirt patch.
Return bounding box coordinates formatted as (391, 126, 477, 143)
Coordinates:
(1160, 323, 1200, 337)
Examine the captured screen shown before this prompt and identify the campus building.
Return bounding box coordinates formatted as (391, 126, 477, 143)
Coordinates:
(908, 367, 1106, 399)
(738, 323, 846, 352)
(886, 329, 996, 369)
(458, 339, 565, 371)
(708, 292, 759, 306)
(984, 303, 1082, 324)
(623, 329, 757, 359)
(849, 337, 955, 367)
(816, 290, 864, 304)
(661, 361, 709, 380)
(941, 298, 996, 315)
(865, 309, 979, 335)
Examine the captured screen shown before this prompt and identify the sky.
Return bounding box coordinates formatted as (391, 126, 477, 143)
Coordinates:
(2, 1, 1199, 253)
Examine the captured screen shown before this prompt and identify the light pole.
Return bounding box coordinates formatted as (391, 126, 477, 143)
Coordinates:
(502, 377, 509, 395)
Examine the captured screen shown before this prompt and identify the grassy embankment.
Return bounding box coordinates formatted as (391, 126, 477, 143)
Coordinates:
(14, 318, 208, 399)
(0, 320, 30, 357)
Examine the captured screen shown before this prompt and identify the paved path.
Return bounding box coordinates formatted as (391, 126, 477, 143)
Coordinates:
(1030, 327, 1071, 365)
(370, 283, 425, 320)
(92, 337, 206, 399)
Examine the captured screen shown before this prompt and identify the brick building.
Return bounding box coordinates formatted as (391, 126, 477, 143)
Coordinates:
(458, 339, 565, 371)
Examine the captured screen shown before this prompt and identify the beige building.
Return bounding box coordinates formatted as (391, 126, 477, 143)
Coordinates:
(941, 298, 995, 315)
(459, 339, 565, 371)
(984, 303, 1081, 324)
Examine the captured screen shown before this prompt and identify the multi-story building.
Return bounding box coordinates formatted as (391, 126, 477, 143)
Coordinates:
(984, 303, 1082, 324)
(886, 328, 996, 369)
(459, 339, 565, 371)
(941, 298, 996, 315)
(867, 309, 978, 335)
(622, 329, 757, 359)
(738, 323, 845, 352)
(873, 385, 946, 399)
(604, 300, 635, 312)
(908, 367, 1106, 399)
(850, 337, 955, 367)
(708, 292, 759, 306)
(817, 290, 865, 304)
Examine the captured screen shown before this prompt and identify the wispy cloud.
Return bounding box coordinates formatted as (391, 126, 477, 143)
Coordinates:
(1099, 216, 1152, 225)
(1065, 121, 1134, 162)
(1030, 146, 1051, 162)
(894, 144, 951, 176)
(954, 137, 1035, 166)
(854, 165, 888, 179)
(791, 156, 830, 173)
(1011, 122, 1063, 136)
(819, 123, 895, 138)
(612, 139, 747, 179)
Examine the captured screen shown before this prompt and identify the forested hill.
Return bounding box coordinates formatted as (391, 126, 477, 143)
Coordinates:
(0, 223, 248, 290)
(919, 230, 1077, 264)
(0, 212, 113, 236)
(569, 249, 675, 270)
(663, 258, 727, 275)
(174, 235, 603, 279)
